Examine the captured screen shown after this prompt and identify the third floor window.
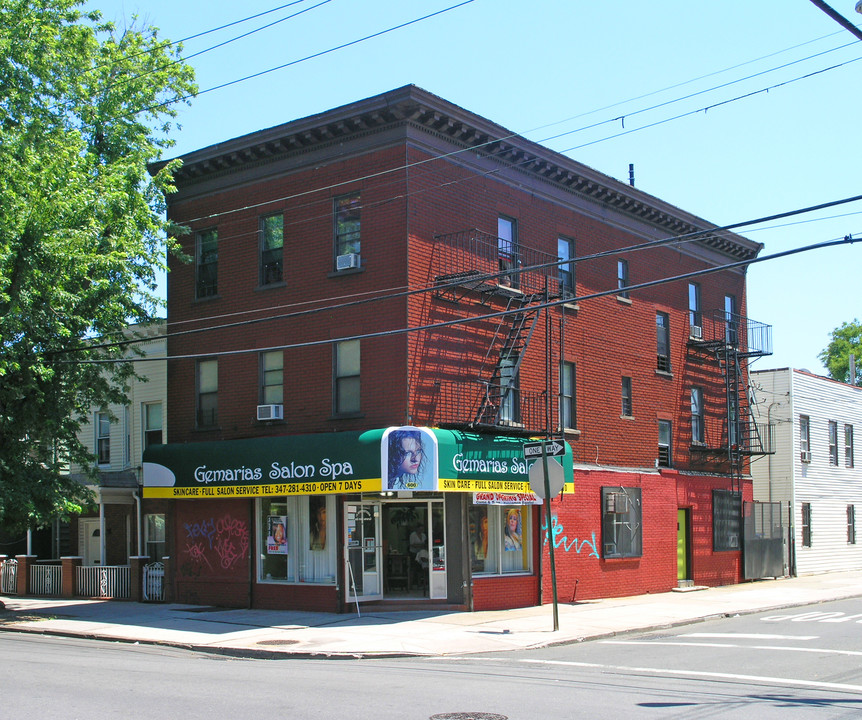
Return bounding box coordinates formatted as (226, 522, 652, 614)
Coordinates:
(196, 229, 218, 299)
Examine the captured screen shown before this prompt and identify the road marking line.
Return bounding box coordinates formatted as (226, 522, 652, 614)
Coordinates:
(682, 633, 817, 640)
(600, 640, 862, 656)
(517, 658, 862, 693)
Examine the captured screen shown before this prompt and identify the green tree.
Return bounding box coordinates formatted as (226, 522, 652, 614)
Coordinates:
(0, 0, 195, 530)
(819, 320, 862, 385)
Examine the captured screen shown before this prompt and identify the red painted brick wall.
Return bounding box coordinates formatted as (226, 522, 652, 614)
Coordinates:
(473, 573, 539, 611)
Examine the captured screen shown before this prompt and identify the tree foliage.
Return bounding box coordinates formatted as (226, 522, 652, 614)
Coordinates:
(819, 319, 862, 385)
(0, 0, 195, 530)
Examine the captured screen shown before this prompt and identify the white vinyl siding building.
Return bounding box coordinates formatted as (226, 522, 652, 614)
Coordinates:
(750, 368, 862, 576)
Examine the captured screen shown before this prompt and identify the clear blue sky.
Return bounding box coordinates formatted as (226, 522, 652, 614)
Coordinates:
(91, 0, 862, 374)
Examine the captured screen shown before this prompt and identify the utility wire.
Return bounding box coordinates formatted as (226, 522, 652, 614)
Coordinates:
(66, 234, 857, 364)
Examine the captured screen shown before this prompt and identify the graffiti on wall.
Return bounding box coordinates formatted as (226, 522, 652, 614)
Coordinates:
(541, 515, 600, 558)
(182, 514, 249, 573)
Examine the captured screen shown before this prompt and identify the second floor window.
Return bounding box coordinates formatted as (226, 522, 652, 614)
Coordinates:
(658, 420, 672, 467)
(691, 387, 704, 444)
(96, 412, 111, 465)
(497, 216, 519, 288)
(560, 361, 576, 430)
(334, 193, 361, 267)
(617, 259, 629, 299)
(143, 403, 163, 450)
(800, 415, 811, 461)
(334, 340, 360, 414)
(197, 359, 218, 428)
(656, 312, 671, 372)
(829, 420, 839, 466)
(196, 229, 218, 299)
(557, 237, 575, 298)
(846, 424, 855, 468)
(260, 213, 284, 285)
(621, 376, 633, 417)
(260, 351, 284, 405)
(688, 282, 701, 336)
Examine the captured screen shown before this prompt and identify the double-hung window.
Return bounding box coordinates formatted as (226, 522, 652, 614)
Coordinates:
(621, 376, 633, 417)
(617, 259, 629, 299)
(96, 412, 111, 465)
(800, 415, 811, 462)
(260, 213, 284, 285)
(497, 216, 519, 288)
(690, 387, 704, 445)
(658, 420, 672, 467)
(143, 403, 163, 450)
(334, 340, 360, 414)
(656, 312, 671, 372)
(260, 351, 284, 405)
(144, 514, 166, 561)
(849, 505, 857, 545)
(801, 502, 812, 547)
(197, 359, 218, 428)
(559, 361, 576, 430)
(196, 229, 218, 299)
(846, 424, 854, 468)
(498, 356, 520, 425)
(688, 282, 702, 337)
(334, 193, 361, 269)
(557, 237, 575, 298)
(829, 420, 839, 466)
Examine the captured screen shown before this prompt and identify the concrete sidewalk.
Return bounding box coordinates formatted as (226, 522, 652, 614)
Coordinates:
(2, 570, 861, 659)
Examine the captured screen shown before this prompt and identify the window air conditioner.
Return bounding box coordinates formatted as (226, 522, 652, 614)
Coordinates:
(690, 325, 703, 340)
(336, 253, 360, 271)
(800, 450, 811, 463)
(257, 404, 284, 421)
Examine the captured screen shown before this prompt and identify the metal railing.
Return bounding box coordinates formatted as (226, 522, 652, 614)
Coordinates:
(1, 559, 18, 595)
(428, 381, 551, 434)
(29, 564, 62, 596)
(76, 565, 130, 599)
(142, 561, 165, 602)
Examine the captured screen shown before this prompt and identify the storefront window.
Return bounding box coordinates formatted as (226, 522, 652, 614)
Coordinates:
(257, 496, 336, 584)
(469, 503, 531, 575)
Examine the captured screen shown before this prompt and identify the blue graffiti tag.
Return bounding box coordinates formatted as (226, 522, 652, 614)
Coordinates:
(541, 515, 599, 558)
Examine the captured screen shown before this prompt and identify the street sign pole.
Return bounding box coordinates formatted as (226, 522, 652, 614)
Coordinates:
(541, 441, 560, 632)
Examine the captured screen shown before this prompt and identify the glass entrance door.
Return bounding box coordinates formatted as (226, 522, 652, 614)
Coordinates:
(344, 501, 382, 602)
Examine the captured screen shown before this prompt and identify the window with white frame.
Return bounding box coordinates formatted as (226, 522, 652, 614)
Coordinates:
(257, 495, 336, 583)
(800, 415, 811, 461)
(658, 420, 672, 468)
(656, 312, 671, 372)
(497, 216, 519, 288)
(334, 193, 360, 267)
(801, 502, 812, 546)
(96, 412, 111, 465)
(334, 340, 360, 414)
(617, 259, 629, 299)
(468, 504, 532, 575)
(688, 282, 701, 335)
(143, 403, 163, 450)
(621, 376, 633, 417)
(260, 351, 284, 405)
(560, 361, 576, 430)
(601, 487, 642, 558)
(829, 420, 839, 466)
(848, 504, 857, 545)
(260, 213, 284, 285)
(691, 387, 704, 445)
(144, 513, 166, 561)
(196, 228, 218, 299)
(846, 424, 854, 468)
(196, 359, 218, 428)
(557, 237, 575, 298)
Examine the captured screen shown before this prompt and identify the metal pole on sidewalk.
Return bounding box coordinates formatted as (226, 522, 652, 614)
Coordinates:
(542, 441, 559, 632)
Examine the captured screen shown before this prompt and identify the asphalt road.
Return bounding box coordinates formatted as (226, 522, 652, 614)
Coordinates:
(4, 598, 862, 719)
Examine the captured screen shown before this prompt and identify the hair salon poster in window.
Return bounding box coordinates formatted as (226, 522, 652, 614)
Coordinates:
(266, 515, 288, 555)
(382, 426, 438, 491)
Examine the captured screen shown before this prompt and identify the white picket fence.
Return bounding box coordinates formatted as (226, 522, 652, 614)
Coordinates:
(76, 565, 130, 599)
(30, 564, 62, 596)
(1, 559, 18, 594)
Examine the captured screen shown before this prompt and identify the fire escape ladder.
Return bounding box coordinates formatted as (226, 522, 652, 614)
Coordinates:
(473, 294, 543, 427)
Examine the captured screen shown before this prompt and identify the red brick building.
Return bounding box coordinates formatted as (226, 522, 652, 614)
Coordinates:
(144, 85, 771, 612)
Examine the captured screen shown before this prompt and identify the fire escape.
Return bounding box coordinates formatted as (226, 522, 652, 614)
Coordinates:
(429, 228, 559, 436)
(688, 309, 774, 493)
